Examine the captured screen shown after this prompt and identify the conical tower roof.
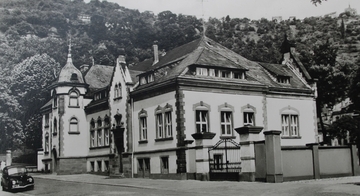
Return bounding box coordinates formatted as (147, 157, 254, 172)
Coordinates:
(57, 42, 84, 83)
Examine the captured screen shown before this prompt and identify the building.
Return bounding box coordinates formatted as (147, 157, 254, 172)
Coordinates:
(38, 35, 318, 180)
(38, 45, 140, 174)
(345, 5, 357, 16)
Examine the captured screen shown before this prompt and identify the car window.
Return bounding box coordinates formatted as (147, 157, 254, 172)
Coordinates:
(8, 168, 27, 175)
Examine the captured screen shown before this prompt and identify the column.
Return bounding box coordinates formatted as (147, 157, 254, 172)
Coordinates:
(235, 126, 263, 181)
(6, 149, 11, 166)
(306, 143, 320, 179)
(192, 132, 216, 181)
(264, 130, 283, 183)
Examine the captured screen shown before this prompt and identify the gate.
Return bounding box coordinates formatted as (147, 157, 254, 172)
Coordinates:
(208, 138, 241, 181)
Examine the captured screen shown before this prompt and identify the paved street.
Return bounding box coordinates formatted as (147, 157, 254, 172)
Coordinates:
(1, 174, 360, 196)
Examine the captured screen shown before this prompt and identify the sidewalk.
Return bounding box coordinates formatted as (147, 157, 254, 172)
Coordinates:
(33, 173, 360, 195)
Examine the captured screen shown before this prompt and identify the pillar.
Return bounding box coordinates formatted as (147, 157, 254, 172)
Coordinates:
(191, 132, 216, 181)
(6, 149, 11, 166)
(235, 126, 263, 181)
(351, 144, 360, 176)
(306, 143, 320, 179)
(264, 130, 283, 183)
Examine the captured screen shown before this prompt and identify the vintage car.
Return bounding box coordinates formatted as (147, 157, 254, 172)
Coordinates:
(1, 166, 34, 191)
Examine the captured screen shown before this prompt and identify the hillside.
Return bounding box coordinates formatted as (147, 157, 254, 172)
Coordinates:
(0, 0, 359, 154)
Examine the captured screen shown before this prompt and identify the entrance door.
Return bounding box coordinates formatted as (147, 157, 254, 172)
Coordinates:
(208, 138, 241, 181)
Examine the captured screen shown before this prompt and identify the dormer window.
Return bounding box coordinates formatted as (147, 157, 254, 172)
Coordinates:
(139, 73, 155, 85)
(147, 74, 154, 83)
(277, 76, 290, 84)
(70, 73, 78, 82)
(233, 71, 246, 79)
(196, 67, 208, 76)
(194, 66, 246, 80)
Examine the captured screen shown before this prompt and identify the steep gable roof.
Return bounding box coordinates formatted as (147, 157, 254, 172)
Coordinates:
(84, 64, 114, 90)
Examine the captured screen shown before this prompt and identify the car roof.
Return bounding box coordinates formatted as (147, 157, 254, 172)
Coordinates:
(3, 165, 27, 169)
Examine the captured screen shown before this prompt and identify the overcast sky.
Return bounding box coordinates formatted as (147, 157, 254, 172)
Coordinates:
(95, 0, 360, 20)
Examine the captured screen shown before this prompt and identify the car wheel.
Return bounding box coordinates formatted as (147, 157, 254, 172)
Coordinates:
(2, 185, 5, 191)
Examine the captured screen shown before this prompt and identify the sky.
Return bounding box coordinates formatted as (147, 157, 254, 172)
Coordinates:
(93, 0, 360, 20)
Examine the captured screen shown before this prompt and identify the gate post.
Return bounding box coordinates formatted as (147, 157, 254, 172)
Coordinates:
(192, 132, 216, 181)
(264, 130, 283, 183)
(235, 126, 263, 181)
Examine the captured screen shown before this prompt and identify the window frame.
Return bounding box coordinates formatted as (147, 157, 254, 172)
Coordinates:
(53, 118, 57, 135)
(69, 117, 79, 134)
(193, 102, 211, 133)
(104, 116, 110, 146)
(220, 111, 233, 136)
(280, 106, 301, 138)
(138, 109, 148, 143)
(97, 118, 103, 147)
(241, 104, 257, 127)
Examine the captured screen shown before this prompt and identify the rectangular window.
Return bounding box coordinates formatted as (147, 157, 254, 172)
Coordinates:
(140, 77, 147, 85)
(282, 114, 299, 137)
(90, 131, 96, 147)
(161, 157, 169, 174)
(234, 71, 245, 79)
(214, 154, 223, 170)
(221, 70, 231, 78)
(156, 113, 163, 138)
(140, 117, 147, 141)
(147, 74, 154, 83)
(97, 160, 102, 172)
(221, 111, 232, 136)
(165, 112, 172, 137)
(97, 130, 103, 146)
(104, 128, 109, 146)
(243, 112, 254, 126)
(45, 114, 49, 127)
(196, 110, 208, 133)
(90, 161, 94, 172)
(104, 161, 109, 171)
(209, 69, 215, 76)
(196, 67, 208, 76)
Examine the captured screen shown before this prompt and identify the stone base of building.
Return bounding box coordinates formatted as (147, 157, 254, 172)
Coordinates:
(57, 157, 87, 175)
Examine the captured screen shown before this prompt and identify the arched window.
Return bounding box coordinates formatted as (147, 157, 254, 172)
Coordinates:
(45, 133, 49, 153)
(97, 118, 103, 147)
(104, 116, 110, 146)
(138, 109, 148, 142)
(69, 91, 79, 107)
(90, 119, 96, 147)
(114, 83, 122, 99)
(53, 118, 57, 135)
(69, 117, 78, 133)
(53, 90, 57, 108)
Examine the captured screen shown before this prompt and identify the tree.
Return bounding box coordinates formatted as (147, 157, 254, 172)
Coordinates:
(328, 115, 359, 145)
(311, 0, 327, 5)
(10, 53, 61, 151)
(310, 41, 351, 142)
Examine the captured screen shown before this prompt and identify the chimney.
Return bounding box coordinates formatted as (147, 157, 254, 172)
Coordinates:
(80, 64, 89, 73)
(153, 41, 159, 65)
(117, 48, 126, 66)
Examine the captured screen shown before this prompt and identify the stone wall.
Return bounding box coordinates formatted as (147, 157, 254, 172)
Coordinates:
(58, 157, 87, 174)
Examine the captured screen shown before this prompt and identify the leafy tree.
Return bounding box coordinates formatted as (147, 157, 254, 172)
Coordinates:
(328, 115, 359, 145)
(310, 41, 351, 140)
(10, 54, 61, 151)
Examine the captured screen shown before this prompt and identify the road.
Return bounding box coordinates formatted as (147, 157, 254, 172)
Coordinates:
(1, 175, 360, 196)
(1, 178, 182, 196)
